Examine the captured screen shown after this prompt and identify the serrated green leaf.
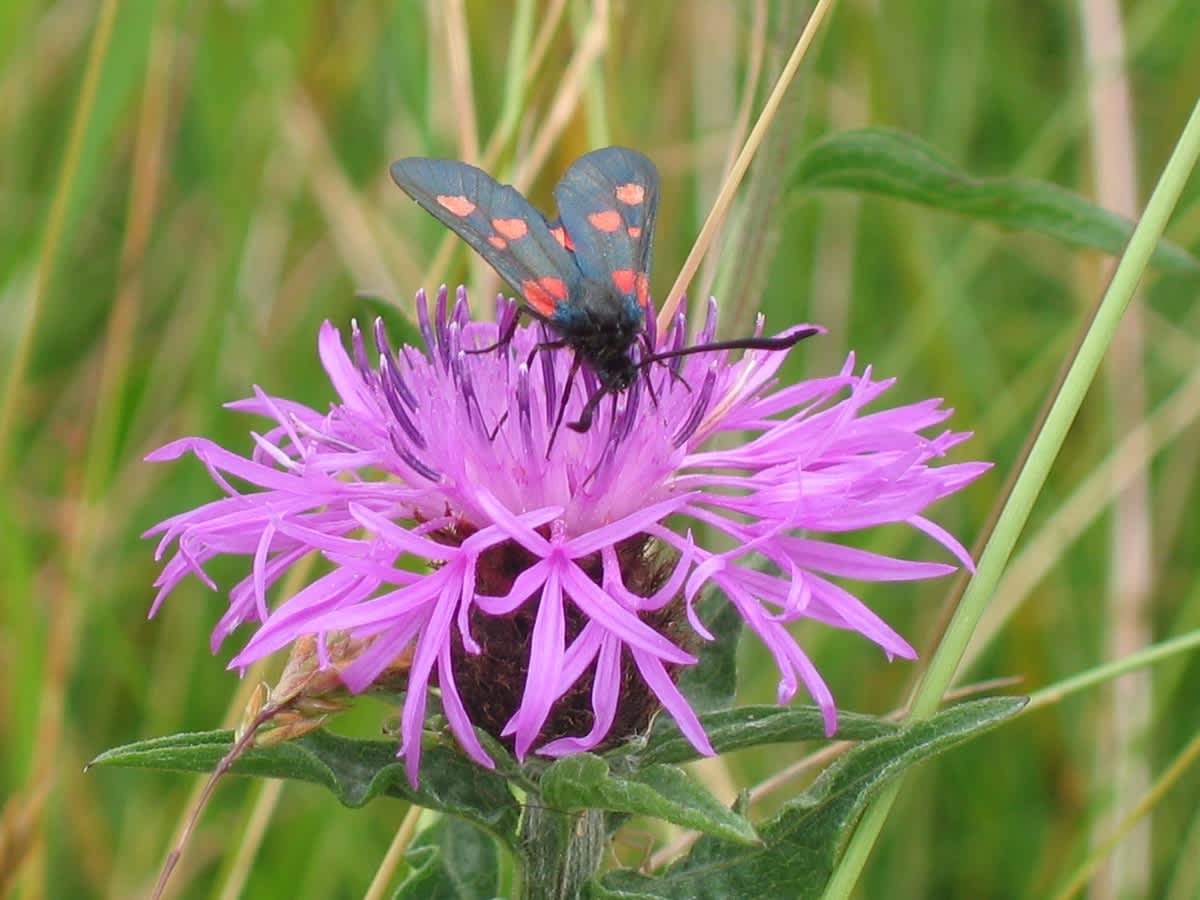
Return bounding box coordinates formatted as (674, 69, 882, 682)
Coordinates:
(635, 705, 900, 767)
(541, 754, 757, 846)
(392, 818, 501, 900)
(594, 697, 1026, 899)
(90, 729, 520, 842)
(795, 128, 1200, 274)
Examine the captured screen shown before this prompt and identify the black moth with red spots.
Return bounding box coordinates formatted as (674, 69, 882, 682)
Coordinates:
(389, 147, 816, 435)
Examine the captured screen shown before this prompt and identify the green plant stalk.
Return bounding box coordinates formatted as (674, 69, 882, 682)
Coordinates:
(822, 92, 1200, 900)
(1024, 628, 1200, 713)
(0, 0, 121, 480)
(517, 806, 606, 900)
(1051, 728, 1200, 900)
(571, 0, 610, 146)
(497, 0, 535, 140)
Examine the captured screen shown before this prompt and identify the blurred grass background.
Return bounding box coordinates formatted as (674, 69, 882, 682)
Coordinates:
(3, 0, 1200, 897)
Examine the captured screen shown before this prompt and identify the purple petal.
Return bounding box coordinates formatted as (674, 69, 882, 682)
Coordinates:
(774, 536, 957, 582)
(144, 303, 987, 785)
(538, 633, 622, 757)
(437, 641, 495, 770)
(558, 561, 694, 664)
(632, 649, 714, 757)
(505, 564, 566, 759)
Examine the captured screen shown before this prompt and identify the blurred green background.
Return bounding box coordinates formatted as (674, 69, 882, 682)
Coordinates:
(3, 1, 1200, 897)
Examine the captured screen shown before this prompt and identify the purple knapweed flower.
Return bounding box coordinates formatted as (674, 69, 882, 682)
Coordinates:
(146, 287, 987, 784)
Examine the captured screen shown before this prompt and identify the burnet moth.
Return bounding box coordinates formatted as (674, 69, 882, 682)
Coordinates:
(389, 147, 816, 435)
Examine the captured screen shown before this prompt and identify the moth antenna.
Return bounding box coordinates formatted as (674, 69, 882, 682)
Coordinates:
(637, 327, 820, 369)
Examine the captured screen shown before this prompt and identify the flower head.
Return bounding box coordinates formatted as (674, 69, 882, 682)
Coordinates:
(146, 287, 987, 784)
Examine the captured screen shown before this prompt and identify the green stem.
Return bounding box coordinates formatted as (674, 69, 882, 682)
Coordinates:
(1050, 728, 1200, 900)
(823, 92, 1200, 899)
(517, 805, 606, 900)
(494, 0, 535, 156)
(571, 0, 609, 146)
(1025, 628, 1200, 713)
(0, 0, 121, 480)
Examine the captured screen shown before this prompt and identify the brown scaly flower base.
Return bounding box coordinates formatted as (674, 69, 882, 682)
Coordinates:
(445, 528, 692, 755)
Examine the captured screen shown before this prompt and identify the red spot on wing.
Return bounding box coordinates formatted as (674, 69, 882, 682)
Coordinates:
(615, 183, 645, 205)
(635, 272, 650, 307)
(488, 235, 507, 249)
(588, 209, 623, 233)
(627, 226, 642, 239)
(540, 276, 569, 300)
(521, 277, 570, 316)
(549, 225, 575, 251)
(611, 269, 636, 294)
(522, 280, 556, 315)
(436, 194, 476, 216)
(492, 218, 529, 240)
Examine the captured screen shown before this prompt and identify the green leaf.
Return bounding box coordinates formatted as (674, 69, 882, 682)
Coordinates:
(392, 818, 501, 900)
(541, 754, 758, 846)
(89, 729, 520, 842)
(794, 128, 1200, 275)
(594, 697, 1026, 899)
(674, 590, 743, 714)
(635, 705, 900, 767)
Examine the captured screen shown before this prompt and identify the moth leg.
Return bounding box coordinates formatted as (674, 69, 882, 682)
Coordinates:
(567, 380, 608, 434)
(581, 402, 618, 488)
(663, 358, 691, 390)
(642, 361, 661, 410)
(638, 333, 689, 396)
(487, 410, 510, 442)
(526, 339, 567, 369)
(546, 354, 583, 457)
(466, 308, 523, 356)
